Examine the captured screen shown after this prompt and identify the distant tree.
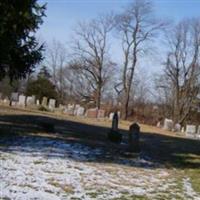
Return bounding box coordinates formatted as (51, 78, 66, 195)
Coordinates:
(46, 40, 68, 103)
(114, 0, 165, 119)
(71, 15, 115, 108)
(0, 0, 46, 81)
(38, 65, 52, 79)
(156, 19, 200, 124)
(26, 66, 58, 101)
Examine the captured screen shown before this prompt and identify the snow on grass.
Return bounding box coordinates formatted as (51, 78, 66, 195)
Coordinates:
(0, 136, 199, 200)
(183, 178, 200, 200)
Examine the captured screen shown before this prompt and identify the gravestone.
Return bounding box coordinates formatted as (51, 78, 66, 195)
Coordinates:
(108, 112, 122, 143)
(86, 108, 98, 118)
(112, 112, 118, 131)
(109, 112, 114, 120)
(26, 96, 33, 106)
(65, 104, 74, 115)
(156, 121, 162, 128)
(42, 97, 48, 107)
(128, 123, 140, 153)
(36, 99, 40, 106)
(174, 123, 181, 132)
(48, 98, 56, 110)
(197, 126, 200, 139)
(198, 126, 200, 134)
(163, 118, 173, 131)
(10, 92, 19, 106)
(31, 95, 36, 104)
(11, 101, 17, 106)
(11, 92, 19, 102)
(97, 109, 105, 118)
(74, 104, 80, 115)
(0, 93, 2, 100)
(76, 107, 85, 116)
(186, 125, 196, 135)
(18, 95, 26, 107)
(117, 111, 121, 119)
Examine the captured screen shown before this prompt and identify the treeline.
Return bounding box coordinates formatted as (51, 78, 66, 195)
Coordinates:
(0, 0, 199, 124)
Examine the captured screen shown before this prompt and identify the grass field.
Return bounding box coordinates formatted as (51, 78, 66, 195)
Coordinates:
(0, 105, 200, 200)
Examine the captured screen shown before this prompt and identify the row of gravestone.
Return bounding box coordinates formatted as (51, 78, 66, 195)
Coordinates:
(3, 93, 57, 110)
(160, 118, 200, 138)
(62, 104, 121, 119)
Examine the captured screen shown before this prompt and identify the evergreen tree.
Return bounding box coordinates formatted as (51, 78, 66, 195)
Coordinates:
(0, 0, 46, 81)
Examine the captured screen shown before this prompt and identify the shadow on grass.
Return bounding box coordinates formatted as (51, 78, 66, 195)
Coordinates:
(0, 114, 200, 169)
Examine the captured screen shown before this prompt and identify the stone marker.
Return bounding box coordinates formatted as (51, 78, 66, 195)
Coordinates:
(117, 111, 121, 119)
(197, 126, 200, 139)
(156, 121, 161, 128)
(18, 95, 26, 107)
(86, 108, 98, 118)
(108, 112, 122, 143)
(66, 104, 74, 115)
(174, 123, 181, 132)
(11, 101, 17, 106)
(0, 93, 2, 99)
(163, 118, 173, 131)
(109, 112, 114, 120)
(181, 127, 185, 133)
(112, 112, 118, 131)
(31, 95, 36, 104)
(36, 99, 40, 106)
(26, 96, 33, 106)
(74, 104, 80, 115)
(42, 97, 48, 107)
(186, 125, 196, 135)
(76, 107, 85, 116)
(48, 98, 56, 110)
(11, 92, 19, 102)
(97, 109, 105, 118)
(128, 123, 140, 153)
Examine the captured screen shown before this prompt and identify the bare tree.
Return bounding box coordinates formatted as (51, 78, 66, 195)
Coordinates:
(158, 19, 200, 124)
(46, 39, 68, 103)
(71, 15, 115, 108)
(115, 0, 165, 119)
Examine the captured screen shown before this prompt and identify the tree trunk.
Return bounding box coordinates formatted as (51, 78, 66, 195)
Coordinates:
(96, 84, 101, 109)
(123, 91, 130, 120)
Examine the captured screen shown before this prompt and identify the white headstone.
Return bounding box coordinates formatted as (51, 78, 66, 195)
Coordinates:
(18, 95, 26, 107)
(198, 126, 200, 135)
(117, 111, 121, 119)
(26, 96, 33, 106)
(36, 99, 40, 106)
(76, 107, 85, 116)
(109, 112, 114, 120)
(31, 95, 36, 104)
(74, 104, 80, 115)
(66, 104, 74, 115)
(48, 99, 56, 109)
(156, 121, 161, 128)
(197, 126, 200, 139)
(42, 97, 47, 106)
(174, 123, 181, 132)
(186, 125, 196, 134)
(163, 118, 173, 131)
(11, 92, 19, 102)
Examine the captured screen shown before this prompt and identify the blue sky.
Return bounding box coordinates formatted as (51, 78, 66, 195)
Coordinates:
(37, 0, 200, 73)
(38, 0, 200, 43)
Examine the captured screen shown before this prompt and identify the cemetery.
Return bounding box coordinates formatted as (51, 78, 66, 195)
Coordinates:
(0, 0, 200, 199)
